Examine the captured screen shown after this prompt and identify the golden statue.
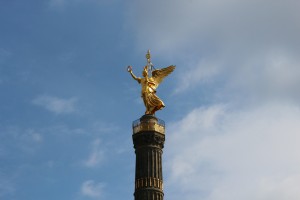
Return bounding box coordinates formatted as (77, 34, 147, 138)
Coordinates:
(128, 50, 175, 115)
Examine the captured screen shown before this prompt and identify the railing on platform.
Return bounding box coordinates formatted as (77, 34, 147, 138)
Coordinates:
(132, 117, 165, 134)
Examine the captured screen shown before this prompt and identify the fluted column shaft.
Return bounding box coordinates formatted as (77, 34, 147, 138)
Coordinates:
(132, 115, 165, 200)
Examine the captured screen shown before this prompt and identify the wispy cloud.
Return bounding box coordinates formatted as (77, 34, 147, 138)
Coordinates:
(174, 59, 221, 93)
(92, 121, 119, 133)
(84, 139, 104, 168)
(128, 0, 300, 100)
(0, 178, 15, 198)
(32, 95, 77, 114)
(130, 0, 300, 54)
(48, 0, 67, 9)
(48, 0, 108, 10)
(18, 129, 43, 154)
(21, 129, 43, 143)
(0, 126, 43, 155)
(0, 48, 11, 63)
(166, 102, 300, 200)
(81, 180, 105, 199)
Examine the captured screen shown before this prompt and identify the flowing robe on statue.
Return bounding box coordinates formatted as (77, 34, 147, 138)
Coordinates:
(138, 77, 165, 115)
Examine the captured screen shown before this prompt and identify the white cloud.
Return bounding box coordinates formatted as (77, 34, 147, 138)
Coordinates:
(0, 178, 15, 198)
(174, 59, 221, 93)
(48, 0, 110, 9)
(84, 139, 104, 167)
(127, 0, 300, 102)
(22, 129, 43, 143)
(18, 129, 43, 154)
(129, 0, 300, 54)
(81, 180, 105, 198)
(0, 126, 43, 155)
(32, 95, 77, 114)
(165, 102, 300, 200)
(225, 50, 300, 102)
(92, 121, 119, 133)
(48, 0, 67, 9)
(0, 48, 11, 63)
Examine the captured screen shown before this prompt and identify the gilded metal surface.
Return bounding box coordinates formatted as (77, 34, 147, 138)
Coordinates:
(133, 121, 165, 134)
(128, 50, 175, 115)
(135, 177, 164, 190)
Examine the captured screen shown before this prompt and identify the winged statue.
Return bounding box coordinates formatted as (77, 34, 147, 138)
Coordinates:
(128, 51, 175, 115)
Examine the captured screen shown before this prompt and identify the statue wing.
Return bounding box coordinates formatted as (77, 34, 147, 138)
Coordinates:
(151, 65, 175, 89)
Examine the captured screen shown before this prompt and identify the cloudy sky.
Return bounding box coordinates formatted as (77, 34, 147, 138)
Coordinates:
(1, 0, 300, 199)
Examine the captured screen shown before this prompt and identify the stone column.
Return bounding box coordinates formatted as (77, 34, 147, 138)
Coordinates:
(132, 115, 165, 200)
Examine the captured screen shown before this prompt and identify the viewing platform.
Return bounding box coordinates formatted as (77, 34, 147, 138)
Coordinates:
(132, 115, 165, 135)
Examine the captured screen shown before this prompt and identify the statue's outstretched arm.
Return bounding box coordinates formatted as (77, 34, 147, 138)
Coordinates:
(130, 71, 138, 80)
(128, 66, 141, 83)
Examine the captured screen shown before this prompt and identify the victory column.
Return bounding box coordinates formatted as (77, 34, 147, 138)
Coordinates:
(128, 50, 175, 200)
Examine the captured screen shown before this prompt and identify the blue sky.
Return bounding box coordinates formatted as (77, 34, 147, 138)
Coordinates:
(1, 0, 300, 200)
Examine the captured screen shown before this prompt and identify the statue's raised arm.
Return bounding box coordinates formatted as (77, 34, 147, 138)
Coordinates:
(127, 66, 141, 83)
(127, 51, 175, 115)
